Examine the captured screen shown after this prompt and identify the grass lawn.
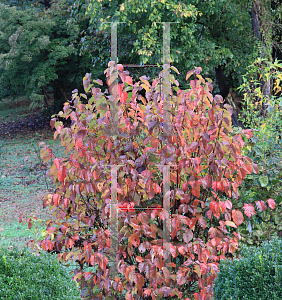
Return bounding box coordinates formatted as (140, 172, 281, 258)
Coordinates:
(0, 113, 65, 249)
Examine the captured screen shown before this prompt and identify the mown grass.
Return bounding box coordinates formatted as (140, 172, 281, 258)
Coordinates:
(0, 130, 66, 250)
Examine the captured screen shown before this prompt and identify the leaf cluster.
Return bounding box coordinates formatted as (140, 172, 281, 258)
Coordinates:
(19, 64, 275, 300)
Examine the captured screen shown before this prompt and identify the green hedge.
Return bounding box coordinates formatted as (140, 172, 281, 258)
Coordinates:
(213, 236, 282, 300)
(0, 245, 81, 300)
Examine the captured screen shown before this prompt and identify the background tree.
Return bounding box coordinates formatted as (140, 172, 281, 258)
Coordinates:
(70, 0, 255, 123)
(0, 0, 93, 109)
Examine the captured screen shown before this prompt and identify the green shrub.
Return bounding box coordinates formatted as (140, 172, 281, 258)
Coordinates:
(0, 244, 81, 300)
(235, 58, 282, 247)
(213, 235, 282, 300)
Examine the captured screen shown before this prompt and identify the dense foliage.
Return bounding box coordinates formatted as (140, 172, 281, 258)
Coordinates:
(17, 63, 275, 300)
(235, 58, 282, 247)
(0, 244, 81, 300)
(213, 235, 282, 300)
(0, 0, 93, 108)
(71, 0, 255, 94)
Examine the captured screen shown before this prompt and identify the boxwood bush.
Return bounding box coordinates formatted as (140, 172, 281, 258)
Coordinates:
(213, 235, 282, 299)
(0, 244, 81, 300)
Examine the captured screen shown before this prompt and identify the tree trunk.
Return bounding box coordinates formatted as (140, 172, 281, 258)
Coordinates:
(251, 0, 272, 98)
(42, 85, 54, 107)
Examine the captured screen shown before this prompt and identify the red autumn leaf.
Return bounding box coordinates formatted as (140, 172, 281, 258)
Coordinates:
(131, 234, 140, 247)
(144, 289, 151, 297)
(206, 210, 212, 219)
(136, 256, 143, 262)
(178, 246, 186, 255)
(125, 76, 133, 86)
(209, 201, 220, 219)
(117, 83, 124, 97)
(191, 186, 200, 198)
(48, 241, 54, 251)
(242, 129, 253, 139)
(182, 182, 188, 192)
(46, 226, 56, 233)
(53, 194, 60, 206)
(208, 227, 218, 238)
(232, 209, 244, 226)
(84, 271, 92, 281)
(170, 244, 177, 258)
(198, 216, 207, 229)
(186, 70, 194, 80)
(138, 211, 149, 225)
(255, 200, 267, 211)
(54, 158, 60, 169)
(267, 198, 276, 209)
(188, 142, 199, 153)
(68, 238, 74, 249)
(57, 125, 63, 134)
(153, 183, 161, 194)
(75, 129, 87, 141)
(243, 203, 256, 218)
(63, 198, 69, 209)
(57, 166, 66, 182)
(75, 140, 83, 149)
(107, 140, 113, 150)
(225, 199, 232, 210)
(27, 218, 32, 229)
(42, 241, 48, 251)
(219, 201, 226, 214)
(121, 91, 128, 103)
(117, 64, 123, 71)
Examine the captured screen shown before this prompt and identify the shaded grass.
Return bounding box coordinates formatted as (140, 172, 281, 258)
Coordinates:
(0, 96, 34, 122)
(0, 129, 65, 251)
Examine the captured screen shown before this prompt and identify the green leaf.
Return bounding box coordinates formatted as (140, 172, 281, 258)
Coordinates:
(259, 175, 268, 187)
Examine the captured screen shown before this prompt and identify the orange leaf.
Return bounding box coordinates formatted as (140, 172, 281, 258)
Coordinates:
(232, 209, 244, 226)
(136, 256, 143, 262)
(131, 234, 140, 247)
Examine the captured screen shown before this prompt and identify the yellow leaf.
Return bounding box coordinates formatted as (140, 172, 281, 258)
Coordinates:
(141, 84, 150, 93)
(194, 264, 201, 277)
